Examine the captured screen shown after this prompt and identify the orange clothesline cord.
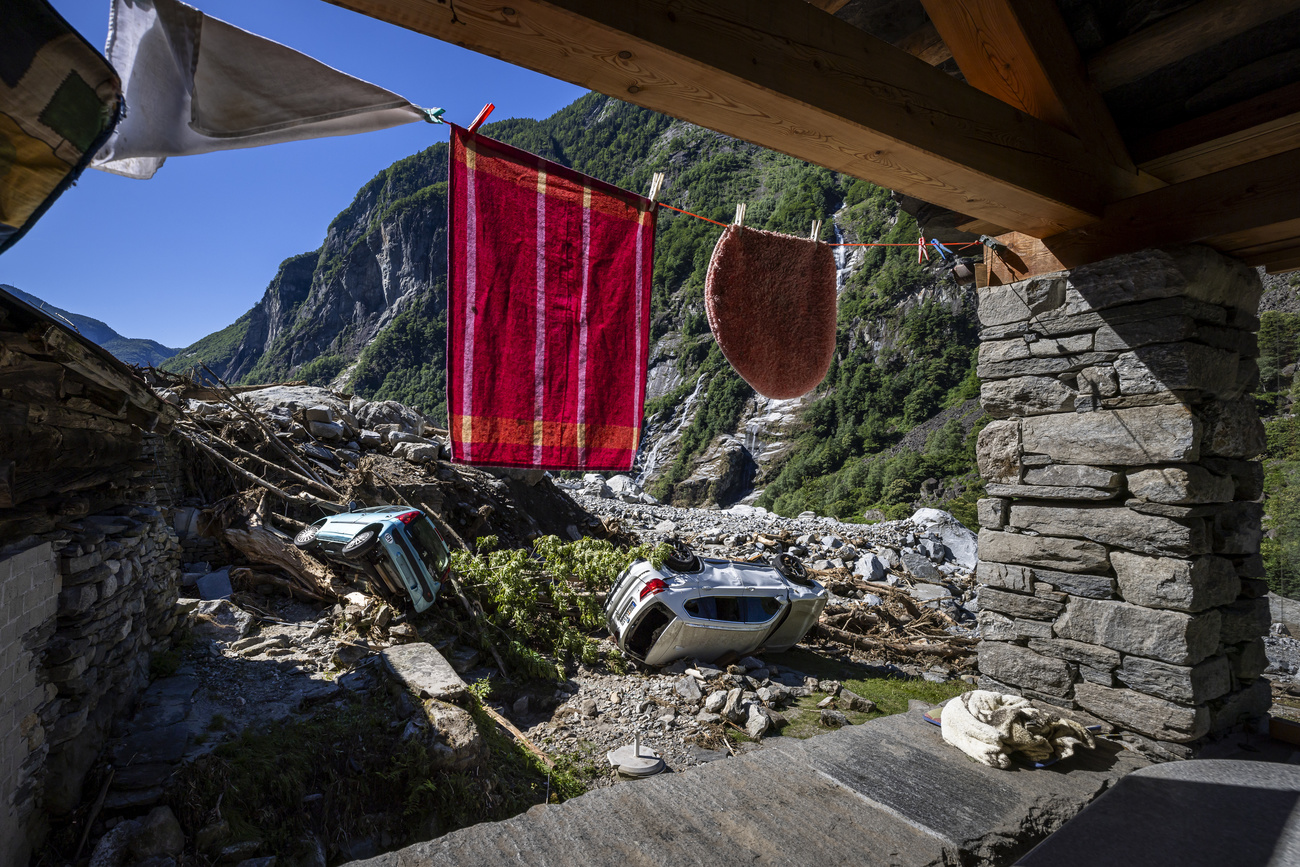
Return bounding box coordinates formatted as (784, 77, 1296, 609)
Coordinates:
(654, 202, 981, 249)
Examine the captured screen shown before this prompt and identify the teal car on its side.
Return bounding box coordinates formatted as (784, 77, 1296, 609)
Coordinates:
(294, 506, 451, 613)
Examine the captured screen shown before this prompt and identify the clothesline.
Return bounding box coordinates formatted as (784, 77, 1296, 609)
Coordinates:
(455, 107, 981, 255)
(655, 202, 982, 250)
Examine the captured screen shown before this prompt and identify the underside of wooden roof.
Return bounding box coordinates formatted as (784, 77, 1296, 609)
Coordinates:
(328, 0, 1300, 277)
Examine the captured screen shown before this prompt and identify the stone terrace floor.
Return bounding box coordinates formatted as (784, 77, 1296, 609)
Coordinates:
(354, 705, 1149, 867)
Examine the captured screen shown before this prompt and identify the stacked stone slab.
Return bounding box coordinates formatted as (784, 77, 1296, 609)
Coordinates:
(973, 247, 1270, 757)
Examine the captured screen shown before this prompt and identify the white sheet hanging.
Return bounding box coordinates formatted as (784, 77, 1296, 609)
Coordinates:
(91, 0, 438, 179)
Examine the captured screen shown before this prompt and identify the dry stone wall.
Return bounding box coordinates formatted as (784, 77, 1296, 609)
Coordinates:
(973, 247, 1271, 757)
(41, 506, 183, 814)
(1, 505, 181, 864)
(0, 542, 59, 867)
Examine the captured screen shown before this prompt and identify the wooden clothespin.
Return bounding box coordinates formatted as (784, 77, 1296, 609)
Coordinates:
(809, 219, 822, 240)
(467, 103, 495, 134)
(733, 203, 746, 226)
(647, 172, 666, 203)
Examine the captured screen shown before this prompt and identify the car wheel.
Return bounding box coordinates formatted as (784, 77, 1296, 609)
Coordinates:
(293, 524, 321, 549)
(772, 552, 813, 586)
(342, 525, 382, 558)
(664, 541, 701, 573)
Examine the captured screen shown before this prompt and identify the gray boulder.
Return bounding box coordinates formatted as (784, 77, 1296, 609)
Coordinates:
(355, 400, 425, 435)
(196, 568, 232, 600)
(854, 553, 887, 582)
(901, 550, 942, 583)
(910, 508, 978, 570)
(675, 675, 703, 703)
(308, 420, 345, 440)
(392, 442, 440, 464)
(130, 806, 185, 860)
(191, 599, 253, 639)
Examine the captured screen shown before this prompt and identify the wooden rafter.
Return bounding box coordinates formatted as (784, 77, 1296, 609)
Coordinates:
(1208, 217, 1300, 263)
(1133, 83, 1300, 184)
(1263, 252, 1300, 274)
(894, 21, 952, 66)
(1088, 0, 1300, 93)
(919, 0, 1137, 172)
(803, 0, 851, 14)
(328, 0, 1155, 236)
(983, 146, 1300, 276)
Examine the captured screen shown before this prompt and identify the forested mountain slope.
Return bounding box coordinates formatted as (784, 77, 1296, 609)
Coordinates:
(165, 93, 985, 522)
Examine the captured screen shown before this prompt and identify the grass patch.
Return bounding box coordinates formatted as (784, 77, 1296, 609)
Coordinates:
(766, 648, 972, 739)
(169, 690, 586, 861)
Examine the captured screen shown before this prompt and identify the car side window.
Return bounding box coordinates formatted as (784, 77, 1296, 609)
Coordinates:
(685, 596, 781, 623)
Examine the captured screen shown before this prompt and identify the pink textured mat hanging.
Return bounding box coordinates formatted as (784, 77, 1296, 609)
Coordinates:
(446, 125, 656, 470)
(705, 225, 837, 399)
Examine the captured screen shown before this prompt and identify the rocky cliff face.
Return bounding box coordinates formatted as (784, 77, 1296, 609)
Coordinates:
(166, 146, 450, 391)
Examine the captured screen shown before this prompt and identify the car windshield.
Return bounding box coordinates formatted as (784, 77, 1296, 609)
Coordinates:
(406, 515, 450, 572)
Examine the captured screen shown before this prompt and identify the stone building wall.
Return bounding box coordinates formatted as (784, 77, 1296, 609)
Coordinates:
(0, 506, 181, 864)
(0, 543, 59, 867)
(41, 506, 183, 813)
(973, 247, 1272, 758)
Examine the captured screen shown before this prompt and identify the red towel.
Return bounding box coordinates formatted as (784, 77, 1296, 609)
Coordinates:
(446, 126, 656, 470)
(705, 225, 837, 399)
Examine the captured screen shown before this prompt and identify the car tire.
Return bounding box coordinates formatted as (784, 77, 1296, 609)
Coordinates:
(772, 552, 813, 586)
(342, 525, 382, 558)
(664, 541, 701, 573)
(293, 524, 321, 549)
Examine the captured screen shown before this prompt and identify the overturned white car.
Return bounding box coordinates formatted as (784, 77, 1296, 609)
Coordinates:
(604, 551, 828, 666)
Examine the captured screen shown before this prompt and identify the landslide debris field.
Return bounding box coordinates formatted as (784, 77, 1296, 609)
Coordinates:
(57, 376, 1294, 866)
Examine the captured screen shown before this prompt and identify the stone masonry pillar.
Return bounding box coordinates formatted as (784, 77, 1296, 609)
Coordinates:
(973, 247, 1271, 759)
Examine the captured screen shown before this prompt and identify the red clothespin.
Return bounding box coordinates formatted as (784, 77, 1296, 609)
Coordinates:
(467, 103, 495, 134)
(918, 235, 929, 264)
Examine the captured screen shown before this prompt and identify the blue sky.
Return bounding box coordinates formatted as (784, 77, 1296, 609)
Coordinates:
(1, 0, 586, 347)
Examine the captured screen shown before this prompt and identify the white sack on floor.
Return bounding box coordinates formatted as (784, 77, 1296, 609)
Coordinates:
(92, 0, 438, 179)
(940, 690, 1094, 769)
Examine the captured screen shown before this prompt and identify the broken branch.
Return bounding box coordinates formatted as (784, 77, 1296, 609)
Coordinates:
(479, 702, 555, 769)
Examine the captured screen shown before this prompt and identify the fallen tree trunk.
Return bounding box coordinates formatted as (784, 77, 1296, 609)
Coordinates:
(813, 622, 973, 660)
(230, 566, 327, 602)
(222, 525, 343, 601)
(181, 429, 343, 511)
(182, 423, 339, 499)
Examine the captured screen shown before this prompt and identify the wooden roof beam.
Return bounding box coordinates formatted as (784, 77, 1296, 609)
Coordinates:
(1264, 253, 1300, 274)
(804, 0, 851, 14)
(327, 0, 1154, 236)
(919, 0, 1138, 173)
(982, 146, 1300, 282)
(1088, 0, 1300, 93)
(894, 21, 952, 67)
(1133, 83, 1300, 184)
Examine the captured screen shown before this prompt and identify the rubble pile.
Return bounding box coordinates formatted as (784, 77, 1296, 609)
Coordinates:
(522, 654, 887, 781)
(152, 377, 599, 583)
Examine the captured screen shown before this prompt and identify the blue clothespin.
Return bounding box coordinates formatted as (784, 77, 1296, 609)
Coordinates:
(421, 107, 446, 124)
(931, 239, 954, 260)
